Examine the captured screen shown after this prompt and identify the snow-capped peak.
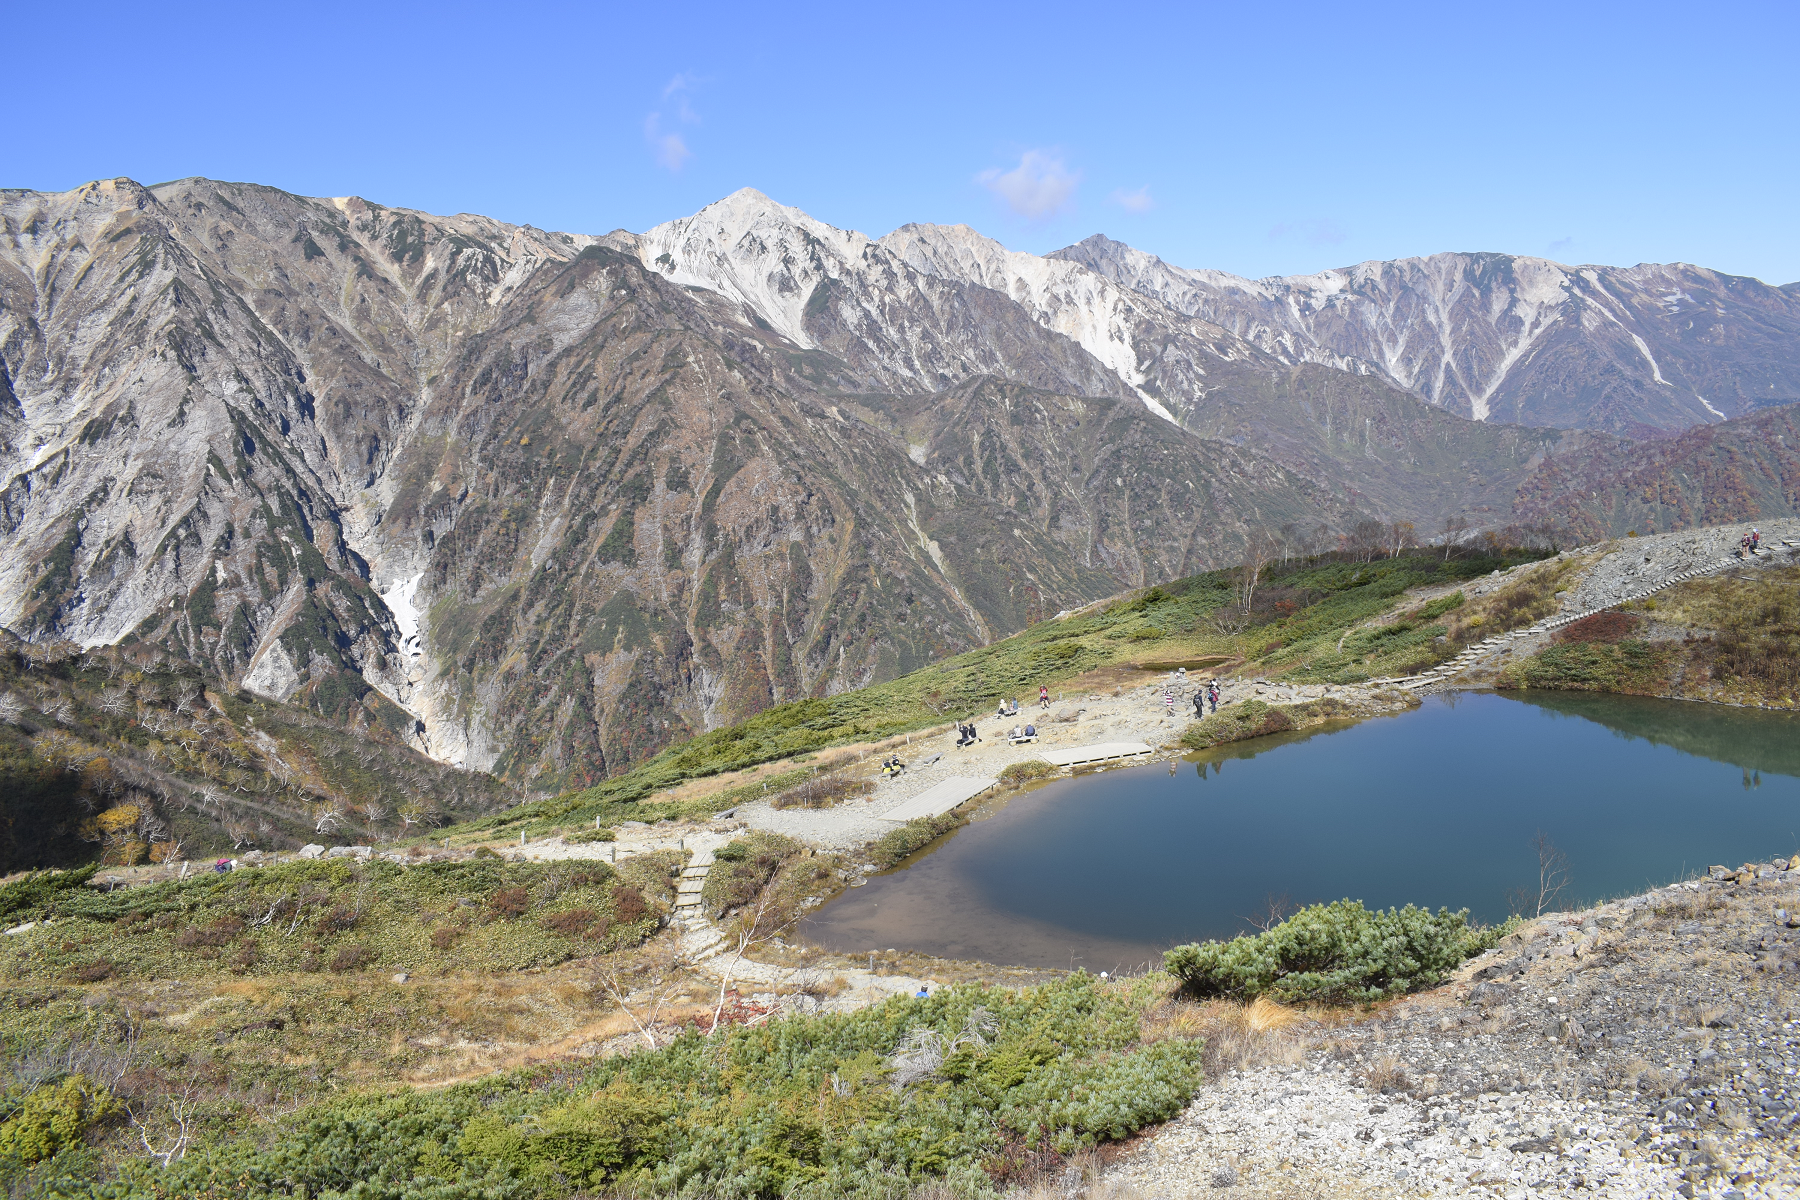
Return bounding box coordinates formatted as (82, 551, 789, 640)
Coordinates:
(635, 189, 872, 348)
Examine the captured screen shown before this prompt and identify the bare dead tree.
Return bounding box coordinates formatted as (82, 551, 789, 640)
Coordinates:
(130, 1088, 197, 1167)
(1235, 530, 1279, 614)
(1440, 514, 1469, 561)
(1386, 520, 1416, 558)
(709, 884, 797, 1034)
(1508, 831, 1572, 917)
(1278, 522, 1299, 565)
(1246, 892, 1298, 932)
(593, 939, 684, 1050)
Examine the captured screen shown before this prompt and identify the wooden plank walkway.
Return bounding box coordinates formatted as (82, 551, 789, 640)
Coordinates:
(1039, 741, 1153, 767)
(879, 776, 998, 822)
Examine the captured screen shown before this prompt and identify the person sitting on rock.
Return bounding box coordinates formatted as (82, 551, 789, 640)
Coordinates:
(1023, 723, 1037, 738)
(1009, 724, 1023, 741)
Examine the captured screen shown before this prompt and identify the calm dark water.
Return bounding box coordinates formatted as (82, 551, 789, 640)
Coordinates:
(801, 692, 1800, 970)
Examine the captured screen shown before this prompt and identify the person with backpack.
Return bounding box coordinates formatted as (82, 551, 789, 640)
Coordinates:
(1039, 685, 1050, 710)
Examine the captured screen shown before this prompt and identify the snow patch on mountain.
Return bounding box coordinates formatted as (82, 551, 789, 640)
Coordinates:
(635, 189, 873, 350)
(881, 224, 1179, 422)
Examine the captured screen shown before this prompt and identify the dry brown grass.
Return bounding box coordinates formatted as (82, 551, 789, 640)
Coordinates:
(1360, 1051, 1409, 1093)
(1141, 994, 1312, 1075)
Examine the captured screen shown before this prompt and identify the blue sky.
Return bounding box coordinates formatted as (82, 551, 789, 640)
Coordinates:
(10, 1, 1799, 283)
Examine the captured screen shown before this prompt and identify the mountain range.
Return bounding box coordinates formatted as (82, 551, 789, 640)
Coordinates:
(4, 177, 1797, 788)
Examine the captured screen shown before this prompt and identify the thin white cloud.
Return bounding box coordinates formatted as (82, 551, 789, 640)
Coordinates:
(977, 150, 1081, 220)
(661, 73, 701, 123)
(1547, 236, 1574, 258)
(644, 113, 692, 172)
(1110, 186, 1154, 214)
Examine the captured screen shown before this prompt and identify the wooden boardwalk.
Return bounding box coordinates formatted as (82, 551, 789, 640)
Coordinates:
(1039, 741, 1154, 768)
(879, 776, 998, 822)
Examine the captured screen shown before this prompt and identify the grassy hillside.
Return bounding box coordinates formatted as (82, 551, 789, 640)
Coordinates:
(461, 540, 1557, 840)
(1499, 563, 1800, 708)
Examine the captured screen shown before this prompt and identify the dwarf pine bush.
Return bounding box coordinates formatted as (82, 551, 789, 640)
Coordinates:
(110, 977, 1202, 1199)
(1164, 899, 1478, 1003)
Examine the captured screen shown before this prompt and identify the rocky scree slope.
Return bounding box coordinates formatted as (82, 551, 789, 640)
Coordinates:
(9, 179, 1775, 793)
(1115, 866, 1800, 1200)
(0, 179, 1372, 792)
(1057, 234, 1800, 435)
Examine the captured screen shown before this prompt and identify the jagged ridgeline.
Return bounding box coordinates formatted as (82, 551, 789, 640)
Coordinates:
(0, 632, 517, 870)
(6, 179, 1797, 797)
(0, 180, 1367, 793)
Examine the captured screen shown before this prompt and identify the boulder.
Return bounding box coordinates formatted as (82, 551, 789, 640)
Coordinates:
(297, 844, 326, 859)
(325, 845, 372, 859)
(1708, 865, 1731, 880)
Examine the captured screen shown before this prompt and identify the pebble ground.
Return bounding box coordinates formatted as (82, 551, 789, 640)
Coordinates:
(1110, 866, 1800, 1199)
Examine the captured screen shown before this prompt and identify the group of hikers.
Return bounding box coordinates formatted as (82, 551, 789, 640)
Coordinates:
(1153, 666, 1220, 719)
(943, 675, 1222, 757)
(880, 754, 907, 779)
(1739, 528, 1765, 556)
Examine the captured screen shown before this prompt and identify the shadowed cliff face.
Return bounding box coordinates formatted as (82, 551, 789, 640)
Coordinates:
(0, 179, 1367, 789)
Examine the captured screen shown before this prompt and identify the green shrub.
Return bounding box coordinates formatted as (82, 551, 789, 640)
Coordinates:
(565, 827, 616, 844)
(868, 812, 962, 869)
(998, 760, 1056, 784)
(700, 831, 800, 919)
(134, 977, 1202, 1198)
(1417, 591, 1465, 620)
(0, 866, 98, 923)
(1164, 899, 1478, 1003)
(1177, 699, 1293, 750)
(0, 1075, 119, 1165)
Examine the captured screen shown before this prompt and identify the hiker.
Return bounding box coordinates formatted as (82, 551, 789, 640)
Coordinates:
(1192, 691, 1206, 719)
(995, 700, 1009, 720)
(1009, 698, 1021, 716)
(1752, 528, 1762, 551)
(1208, 683, 1219, 714)
(1009, 724, 1023, 741)
(1023, 722, 1037, 738)
(1039, 685, 1050, 709)
(915, 986, 929, 999)
(1162, 687, 1175, 716)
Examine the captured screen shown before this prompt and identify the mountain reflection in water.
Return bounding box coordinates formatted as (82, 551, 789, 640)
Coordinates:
(801, 692, 1800, 970)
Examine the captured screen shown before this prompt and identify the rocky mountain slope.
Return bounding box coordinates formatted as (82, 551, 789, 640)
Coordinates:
(1512, 403, 1800, 539)
(6, 177, 1783, 790)
(1055, 235, 1800, 435)
(0, 180, 1372, 790)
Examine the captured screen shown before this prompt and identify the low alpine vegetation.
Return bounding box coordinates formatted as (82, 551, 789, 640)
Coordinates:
(1164, 899, 1511, 1004)
(93, 976, 1201, 1199)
